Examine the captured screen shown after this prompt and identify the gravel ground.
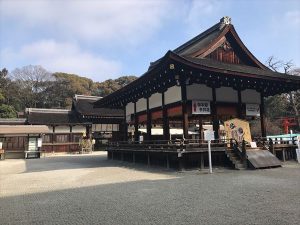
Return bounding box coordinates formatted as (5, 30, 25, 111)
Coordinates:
(0, 152, 299, 225)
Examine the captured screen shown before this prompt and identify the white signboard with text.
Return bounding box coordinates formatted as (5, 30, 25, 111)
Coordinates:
(204, 130, 215, 141)
(246, 104, 260, 116)
(192, 100, 211, 115)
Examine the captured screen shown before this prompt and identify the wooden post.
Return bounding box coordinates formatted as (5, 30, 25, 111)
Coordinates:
(198, 118, 203, 142)
(260, 93, 266, 137)
(162, 92, 170, 140)
(133, 152, 135, 163)
(166, 154, 170, 169)
(146, 97, 152, 141)
(282, 149, 286, 162)
(178, 156, 184, 171)
(123, 105, 128, 141)
(134, 102, 139, 142)
(147, 152, 151, 167)
(237, 89, 243, 119)
(211, 87, 219, 140)
(200, 152, 204, 170)
(181, 83, 188, 139)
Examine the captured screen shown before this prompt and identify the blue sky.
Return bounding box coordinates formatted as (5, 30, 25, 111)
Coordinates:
(1, 0, 299, 82)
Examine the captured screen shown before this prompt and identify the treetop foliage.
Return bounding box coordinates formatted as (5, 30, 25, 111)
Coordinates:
(0, 65, 137, 117)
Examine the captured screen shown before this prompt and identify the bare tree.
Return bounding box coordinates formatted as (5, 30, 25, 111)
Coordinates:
(266, 56, 300, 129)
(9, 65, 54, 108)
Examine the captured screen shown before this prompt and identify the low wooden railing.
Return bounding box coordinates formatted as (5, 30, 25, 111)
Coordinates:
(107, 139, 230, 153)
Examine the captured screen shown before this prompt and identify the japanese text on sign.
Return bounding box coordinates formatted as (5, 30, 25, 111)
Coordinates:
(192, 100, 211, 114)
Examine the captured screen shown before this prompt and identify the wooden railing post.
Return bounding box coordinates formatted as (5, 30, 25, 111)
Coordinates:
(268, 138, 275, 155)
(242, 139, 247, 168)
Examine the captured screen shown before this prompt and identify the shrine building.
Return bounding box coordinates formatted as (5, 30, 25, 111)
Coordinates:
(94, 17, 300, 169)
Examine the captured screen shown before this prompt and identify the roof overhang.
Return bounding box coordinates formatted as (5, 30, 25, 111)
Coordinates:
(0, 125, 50, 136)
(94, 51, 300, 108)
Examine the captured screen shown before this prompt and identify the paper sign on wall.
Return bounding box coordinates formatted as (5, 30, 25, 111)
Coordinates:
(224, 118, 252, 143)
(192, 100, 211, 114)
(246, 104, 260, 116)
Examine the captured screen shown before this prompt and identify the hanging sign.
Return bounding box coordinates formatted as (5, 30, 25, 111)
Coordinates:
(37, 138, 43, 147)
(192, 100, 211, 115)
(246, 104, 260, 116)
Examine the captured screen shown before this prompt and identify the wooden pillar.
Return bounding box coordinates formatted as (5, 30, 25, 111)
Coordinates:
(147, 152, 151, 167)
(134, 102, 139, 142)
(178, 156, 184, 171)
(198, 118, 203, 142)
(162, 92, 170, 140)
(237, 89, 243, 119)
(146, 97, 152, 141)
(69, 125, 72, 153)
(260, 93, 266, 137)
(282, 149, 286, 162)
(200, 152, 204, 170)
(52, 125, 55, 153)
(166, 154, 170, 169)
(181, 83, 188, 139)
(123, 105, 128, 141)
(212, 87, 219, 140)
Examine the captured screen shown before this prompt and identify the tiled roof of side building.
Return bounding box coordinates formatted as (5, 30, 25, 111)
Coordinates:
(73, 95, 124, 117)
(27, 110, 85, 125)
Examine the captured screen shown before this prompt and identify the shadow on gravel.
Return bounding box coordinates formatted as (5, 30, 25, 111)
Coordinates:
(23, 153, 177, 174)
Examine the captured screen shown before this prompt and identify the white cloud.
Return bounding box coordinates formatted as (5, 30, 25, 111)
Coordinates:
(0, 0, 172, 45)
(182, 0, 225, 36)
(285, 10, 300, 27)
(0, 40, 122, 81)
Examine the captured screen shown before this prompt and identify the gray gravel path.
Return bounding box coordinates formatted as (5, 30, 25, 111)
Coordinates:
(1, 152, 299, 225)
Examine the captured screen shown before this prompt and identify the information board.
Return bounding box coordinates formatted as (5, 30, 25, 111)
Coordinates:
(246, 104, 260, 116)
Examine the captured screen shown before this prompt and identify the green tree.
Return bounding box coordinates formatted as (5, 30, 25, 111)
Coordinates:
(0, 104, 17, 118)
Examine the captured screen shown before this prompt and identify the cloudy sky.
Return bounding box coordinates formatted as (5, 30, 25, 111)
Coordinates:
(1, 0, 299, 81)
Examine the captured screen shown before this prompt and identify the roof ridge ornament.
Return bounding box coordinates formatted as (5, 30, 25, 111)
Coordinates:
(220, 16, 231, 25)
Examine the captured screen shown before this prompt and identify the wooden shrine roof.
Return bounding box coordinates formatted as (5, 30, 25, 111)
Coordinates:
(95, 17, 300, 108)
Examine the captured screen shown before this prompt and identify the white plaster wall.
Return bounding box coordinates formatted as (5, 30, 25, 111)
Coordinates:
(73, 125, 86, 133)
(113, 124, 119, 131)
(187, 84, 213, 100)
(47, 126, 53, 133)
(216, 87, 238, 103)
(241, 89, 261, 104)
(126, 102, 134, 116)
(149, 93, 162, 109)
(136, 98, 147, 112)
(165, 86, 181, 104)
(55, 125, 71, 133)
